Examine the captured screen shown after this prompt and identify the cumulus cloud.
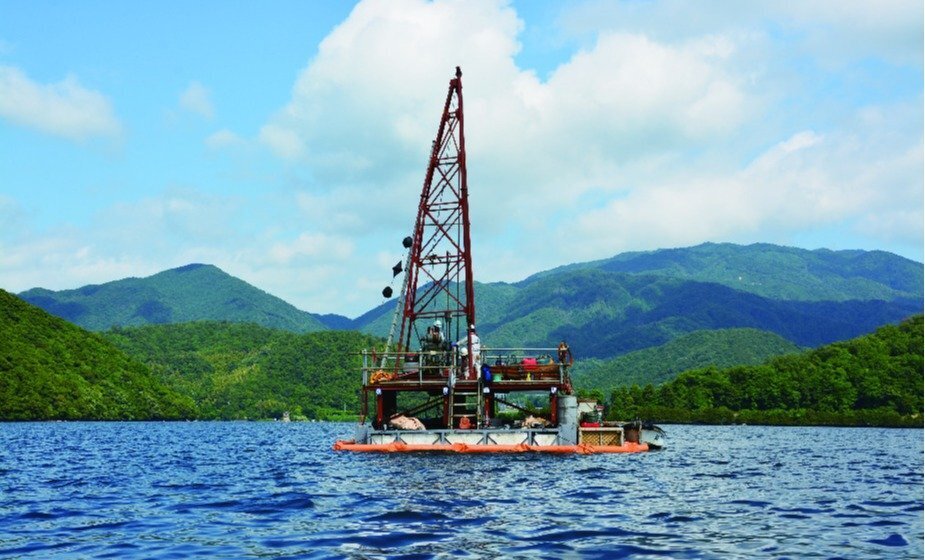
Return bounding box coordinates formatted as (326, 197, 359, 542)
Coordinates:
(261, 0, 523, 173)
(569, 102, 923, 259)
(2, 0, 920, 317)
(0, 65, 122, 141)
(254, 0, 761, 282)
(259, 124, 305, 160)
(254, 0, 920, 289)
(261, 0, 751, 232)
(0, 227, 157, 295)
(0, 187, 367, 314)
(205, 128, 246, 150)
(179, 81, 214, 119)
(770, 0, 924, 65)
(559, 0, 923, 65)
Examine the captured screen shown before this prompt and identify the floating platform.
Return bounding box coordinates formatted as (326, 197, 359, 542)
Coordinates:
(333, 440, 649, 453)
(333, 426, 654, 454)
(332, 67, 667, 456)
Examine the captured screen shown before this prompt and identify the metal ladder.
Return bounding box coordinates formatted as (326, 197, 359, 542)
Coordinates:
(451, 391, 477, 428)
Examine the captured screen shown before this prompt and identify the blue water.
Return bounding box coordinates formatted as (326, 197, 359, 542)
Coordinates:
(0, 423, 921, 559)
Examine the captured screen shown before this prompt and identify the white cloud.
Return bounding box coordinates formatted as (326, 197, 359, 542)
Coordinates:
(179, 81, 214, 119)
(268, 232, 354, 264)
(258, 123, 305, 160)
(0, 188, 368, 314)
(205, 128, 246, 150)
(770, 0, 923, 65)
(0, 65, 122, 141)
(246, 0, 921, 295)
(261, 0, 524, 172)
(569, 105, 923, 259)
(262, 1, 752, 229)
(558, 0, 923, 65)
(98, 190, 249, 245)
(0, 228, 153, 293)
(256, 0, 759, 277)
(2, 0, 921, 317)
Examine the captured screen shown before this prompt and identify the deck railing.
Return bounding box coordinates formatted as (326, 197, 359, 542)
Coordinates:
(362, 347, 568, 386)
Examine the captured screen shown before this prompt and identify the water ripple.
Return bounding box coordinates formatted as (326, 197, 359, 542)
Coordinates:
(0, 422, 921, 559)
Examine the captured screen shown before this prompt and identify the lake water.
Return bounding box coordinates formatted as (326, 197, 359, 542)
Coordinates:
(0, 422, 921, 559)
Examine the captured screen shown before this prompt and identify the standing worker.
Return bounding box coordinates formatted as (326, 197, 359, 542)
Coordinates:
(557, 341, 572, 364)
(458, 324, 481, 379)
(431, 319, 444, 345)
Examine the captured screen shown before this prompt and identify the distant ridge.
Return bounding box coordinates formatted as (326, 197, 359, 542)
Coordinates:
(527, 242, 923, 302)
(14, 243, 923, 363)
(19, 264, 326, 333)
(572, 328, 803, 391)
(310, 313, 356, 330)
(354, 244, 922, 359)
(477, 270, 920, 358)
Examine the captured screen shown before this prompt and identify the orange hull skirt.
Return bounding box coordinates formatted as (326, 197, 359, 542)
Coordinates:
(333, 440, 649, 453)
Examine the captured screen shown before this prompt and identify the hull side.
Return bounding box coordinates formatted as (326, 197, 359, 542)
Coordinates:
(333, 440, 649, 453)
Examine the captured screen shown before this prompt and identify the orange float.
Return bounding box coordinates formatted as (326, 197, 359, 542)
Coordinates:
(333, 440, 649, 454)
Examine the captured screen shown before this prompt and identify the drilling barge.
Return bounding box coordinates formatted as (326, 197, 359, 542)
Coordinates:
(334, 67, 664, 454)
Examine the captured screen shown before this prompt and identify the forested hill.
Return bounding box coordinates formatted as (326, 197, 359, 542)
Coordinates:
(19, 264, 326, 333)
(1, 288, 377, 421)
(0, 290, 195, 420)
(572, 328, 802, 392)
(607, 315, 924, 427)
(529, 243, 923, 302)
(15, 244, 923, 367)
(103, 322, 379, 420)
(3, 282, 921, 426)
(357, 271, 920, 359)
(353, 244, 921, 359)
(478, 271, 919, 358)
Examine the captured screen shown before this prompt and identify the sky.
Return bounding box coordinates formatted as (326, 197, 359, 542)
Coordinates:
(1, 0, 922, 317)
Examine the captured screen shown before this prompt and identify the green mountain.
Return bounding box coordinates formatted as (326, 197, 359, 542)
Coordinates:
(16, 243, 923, 376)
(0, 290, 195, 420)
(20, 263, 326, 333)
(356, 281, 520, 341)
(532, 242, 922, 302)
(356, 245, 922, 352)
(359, 269, 920, 359)
(103, 321, 378, 420)
(572, 328, 802, 391)
(608, 315, 924, 427)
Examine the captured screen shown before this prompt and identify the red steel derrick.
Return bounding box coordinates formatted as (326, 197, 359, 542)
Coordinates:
(399, 66, 475, 363)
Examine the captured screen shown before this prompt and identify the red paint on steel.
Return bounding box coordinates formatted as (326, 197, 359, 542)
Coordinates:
(398, 67, 475, 366)
(456, 66, 475, 332)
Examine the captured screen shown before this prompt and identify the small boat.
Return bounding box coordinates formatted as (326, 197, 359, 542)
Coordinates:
(333, 67, 665, 454)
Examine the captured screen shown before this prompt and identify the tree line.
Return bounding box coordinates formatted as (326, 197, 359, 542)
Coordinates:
(603, 315, 923, 427)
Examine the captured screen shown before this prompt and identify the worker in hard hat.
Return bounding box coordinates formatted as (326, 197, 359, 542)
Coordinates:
(423, 318, 445, 350)
(457, 324, 481, 379)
